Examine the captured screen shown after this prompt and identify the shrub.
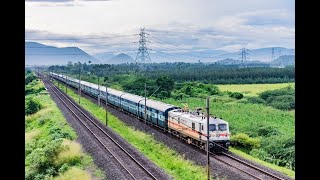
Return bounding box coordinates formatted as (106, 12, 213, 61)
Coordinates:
(259, 86, 294, 101)
(25, 98, 42, 115)
(267, 95, 295, 110)
(250, 149, 274, 162)
(246, 96, 266, 104)
(230, 133, 260, 152)
(25, 73, 38, 85)
(257, 125, 279, 137)
(261, 136, 295, 170)
(229, 92, 244, 99)
(58, 164, 70, 173)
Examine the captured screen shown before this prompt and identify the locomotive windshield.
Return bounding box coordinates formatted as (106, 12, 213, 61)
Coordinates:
(218, 124, 227, 131)
(209, 124, 216, 131)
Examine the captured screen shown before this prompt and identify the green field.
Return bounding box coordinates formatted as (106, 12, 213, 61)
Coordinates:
(162, 93, 295, 178)
(25, 75, 104, 180)
(217, 83, 295, 96)
(55, 81, 212, 180)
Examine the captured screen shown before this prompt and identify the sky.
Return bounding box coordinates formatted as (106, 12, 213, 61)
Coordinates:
(25, 0, 295, 55)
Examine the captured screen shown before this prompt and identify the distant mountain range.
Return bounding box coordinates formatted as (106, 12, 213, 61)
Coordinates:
(270, 55, 295, 67)
(93, 52, 134, 64)
(215, 55, 295, 67)
(25, 42, 295, 67)
(107, 53, 134, 64)
(25, 42, 99, 65)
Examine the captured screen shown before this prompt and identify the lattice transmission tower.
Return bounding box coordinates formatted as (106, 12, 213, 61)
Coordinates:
(239, 47, 249, 67)
(135, 28, 152, 66)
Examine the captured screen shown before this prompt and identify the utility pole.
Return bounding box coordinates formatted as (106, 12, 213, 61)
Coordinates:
(144, 83, 147, 127)
(57, 70, 60, 88)
(135, 28, 152, 70)
(206, 97, 210, 180)
(65, 72, 68, 94)
(78, 62, 81, 104)
(98, 76, 100, 106)
(105, 85, 108, 126)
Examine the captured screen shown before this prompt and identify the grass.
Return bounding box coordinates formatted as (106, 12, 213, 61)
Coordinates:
(229, 148, 295, 179)
(55, 139, 84, 166)
(55, 81, 211, 180)
(217, 83, 295, 96)
(52, 167, 92, 180)
(25, 78, 105, 180)
(25, 129, 41, 142)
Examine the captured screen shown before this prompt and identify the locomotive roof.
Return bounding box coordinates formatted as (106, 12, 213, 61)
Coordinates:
(169, 109, 228, 124)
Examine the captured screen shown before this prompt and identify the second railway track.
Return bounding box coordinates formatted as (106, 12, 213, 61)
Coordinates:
(40, 74, 161, 180)
(211, 152, 286, 180)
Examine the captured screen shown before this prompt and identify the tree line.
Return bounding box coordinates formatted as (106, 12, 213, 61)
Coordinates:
(48, 62, 294, 85)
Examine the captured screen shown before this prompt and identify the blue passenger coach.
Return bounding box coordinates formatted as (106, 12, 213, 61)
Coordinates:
(50, 73, 177, 129)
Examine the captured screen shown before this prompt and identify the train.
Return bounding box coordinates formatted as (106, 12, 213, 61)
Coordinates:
(49, 72, 230, 152)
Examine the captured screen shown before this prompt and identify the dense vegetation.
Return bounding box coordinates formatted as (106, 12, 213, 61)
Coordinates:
(163, 95, 295, 172)
(245, 86, 295, 110)
(25, 70, 104, 180)
(25, 71, 45, 95)
(46, 63, 295, 174)
(48, 62, 295, 84)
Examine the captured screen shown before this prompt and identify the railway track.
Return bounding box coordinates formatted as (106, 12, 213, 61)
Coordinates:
(40, 74, 159, 180)
(49, 73, 292, 180)
(210, 152, 286, 180)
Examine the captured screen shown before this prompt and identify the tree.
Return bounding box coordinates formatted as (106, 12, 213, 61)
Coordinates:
(25, 98, 42, 115)
(156, 76, 174, 97)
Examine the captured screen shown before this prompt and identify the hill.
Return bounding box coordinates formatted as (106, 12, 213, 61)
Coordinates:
(270, 55, 295, 67)
(106, 53, 134, 64)
(25, 42, 99, 65)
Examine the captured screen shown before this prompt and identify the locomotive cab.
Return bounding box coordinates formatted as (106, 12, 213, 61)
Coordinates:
(206, 118, 231, 152)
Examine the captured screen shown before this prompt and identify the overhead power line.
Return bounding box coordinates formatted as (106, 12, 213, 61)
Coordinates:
(25, 42, 138, 48)
(25, 49, 137, 56)
(25, 34, 138, 41)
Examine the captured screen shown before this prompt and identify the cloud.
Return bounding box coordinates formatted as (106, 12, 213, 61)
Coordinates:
(25, 29, 138, 54)
(25, 1, 294, 54)
(25, 0, 113, 7)
(25, 0, 111, 2)
(25, 0, 72, 2)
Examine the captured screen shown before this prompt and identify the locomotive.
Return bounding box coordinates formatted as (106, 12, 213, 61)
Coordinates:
(50, 72, 230, 152)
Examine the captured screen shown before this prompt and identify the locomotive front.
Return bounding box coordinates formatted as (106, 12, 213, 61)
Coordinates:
(206, 117, 231, 152)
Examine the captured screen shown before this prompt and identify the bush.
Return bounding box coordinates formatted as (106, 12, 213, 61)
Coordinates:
(49, 127, 73, 140)
(250, 149, 274, 162)
(25, 98, 42, 115)
(257, 125, 279, 137)
(230, 133, 260, 152)
(261, 136, 295, 170)
(58, 163, 70, 173)
(25, 73, 38, 85)
(267, 95, 295, 110)
(246, 96, 266, 104)
(259, 86, 294, 101)
(229, 92, 244, 99)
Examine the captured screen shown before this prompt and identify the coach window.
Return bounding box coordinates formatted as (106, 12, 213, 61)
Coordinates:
(192, 122, 195, 130)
